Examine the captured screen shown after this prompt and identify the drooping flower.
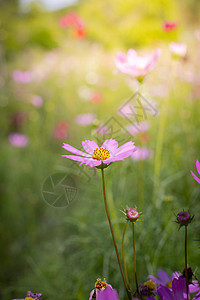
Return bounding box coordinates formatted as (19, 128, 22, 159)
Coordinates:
(89, 278, 113, 300)
(191, 160, 200, 184)
(13, 290, 42, 300)
(131, 147, 153, 161)
(75, 113, 96, 126)
(62, 139, 136, 168)
(115, 48, 161, 82)
(9, 133, 29, 147)
(169, 42, 187, 58)
(163, 21, 177, 32)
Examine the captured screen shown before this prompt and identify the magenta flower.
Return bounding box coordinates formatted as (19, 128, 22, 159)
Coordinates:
(157, 277, 187, 300)
(62, 139, 136, 167)
(131, 147, 153, 161)
(75, 113, 96, 126)
(98, 286, 119, 300)
(115, 48, 161, 81)
(126, 208, 139, 222)
(9, 133, 29, 147)
(191, 160, 200, 184)
(169, 42, 187, 58)
(89, 279, 113, 300)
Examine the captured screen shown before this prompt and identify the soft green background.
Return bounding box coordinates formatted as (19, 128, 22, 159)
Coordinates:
(0, 0, 200, 299)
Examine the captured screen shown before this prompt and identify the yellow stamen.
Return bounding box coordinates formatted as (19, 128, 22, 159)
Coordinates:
(166, 281, 172, 289)
(144, 280, 156, 291)
(95, 278, 107, 289)
(92, 148, 110, 161)
(25, 298, 34, 300)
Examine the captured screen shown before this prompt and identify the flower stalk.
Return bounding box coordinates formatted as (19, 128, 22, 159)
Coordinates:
(122, 221, 130, 290)
(101, 168, 132, 300)
(185, 226, 189, 300)
(132, 223, 139, 296)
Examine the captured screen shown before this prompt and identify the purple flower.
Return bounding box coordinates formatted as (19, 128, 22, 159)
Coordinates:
(191, 160, 200, 184)
(148, 270, 200, 294)
(9, 133, 29, 147)
(89, 279, 112, 300)
(13, 290, 42, 300)
(62, 138, 136, 168)
(157, 277, 187, 300)
(98, 286, 119, 300)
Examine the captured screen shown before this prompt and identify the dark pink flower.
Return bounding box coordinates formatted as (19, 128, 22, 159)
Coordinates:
(62, 139, 136, 167)
(126, 208, 139, 221)
(191, 160, 200, 184)
(115, 48, 161, 81)
(163, 21, 177, 32)
(9, 133, 29, 147)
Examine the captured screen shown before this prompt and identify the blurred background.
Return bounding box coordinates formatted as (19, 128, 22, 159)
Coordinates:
(0, 0, 200, 299)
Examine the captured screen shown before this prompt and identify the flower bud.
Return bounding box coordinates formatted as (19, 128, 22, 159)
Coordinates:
(176, 211, 193, 227)
(126, 208, 139, 222)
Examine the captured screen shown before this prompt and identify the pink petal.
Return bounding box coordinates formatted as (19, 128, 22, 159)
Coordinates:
(82, 140, 99, 155)
(191, 170, 200, 184)
(189, 281, 200, 293)
(62, 155, 101, 167)
(114, 141, 135, 155)
(62, 143, 90, 157)
(157, 270, 171, 285)
(101, 139, 118, 154)
(196, 160, 200, 175)
(103, 149, 135, 164)
(89, 289, 95, 300)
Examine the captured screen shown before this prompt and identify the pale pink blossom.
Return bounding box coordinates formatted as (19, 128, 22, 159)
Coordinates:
(12, 70, 33, 83)
(96, 125, 109, 136)
(31, 95, 43, 107)
(169, 42, 187, 58)
(75, 113, 96, 126)
(9, 133, 29, 147)
(115, 48, 161, 81)
(126, 121, 150, 135)
(131, 146, 153, 161)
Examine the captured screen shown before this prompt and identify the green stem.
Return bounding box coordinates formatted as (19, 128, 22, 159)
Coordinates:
(122, 221, 130, 290)
(101, 168, 132, 300)
(185, 226, 189, 300)
(132, 223, 139, 297)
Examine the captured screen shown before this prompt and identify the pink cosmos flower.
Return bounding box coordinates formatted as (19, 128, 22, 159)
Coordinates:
(89, 279, 113, 300)
(75, 113, 96, 126)
(169, 42, 187, 58)
(62, 139, 136, 167)
(163, 21, 177, 32)
(131, 147, 153, 161)
(191, 160, 200, 184)
(9, 133, 29, 147)
(115, 48, 161, 81)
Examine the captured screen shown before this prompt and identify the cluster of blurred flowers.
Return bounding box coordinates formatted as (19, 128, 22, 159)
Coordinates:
(13, 291, 42, 300)
(58, 12, 87, 39)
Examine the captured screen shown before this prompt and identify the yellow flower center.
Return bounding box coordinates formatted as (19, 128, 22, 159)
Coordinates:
(166, 281, 172, 289)
(95, 278, 107, 290)
(144, 280, 156, 291)
(92, 148, 110, 161)
(25, 298, 34, 300)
